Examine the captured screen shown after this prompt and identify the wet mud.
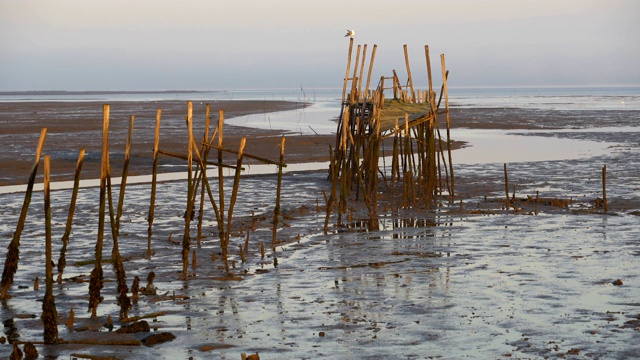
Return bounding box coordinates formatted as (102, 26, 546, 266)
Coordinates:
(1, 106, 639, 358)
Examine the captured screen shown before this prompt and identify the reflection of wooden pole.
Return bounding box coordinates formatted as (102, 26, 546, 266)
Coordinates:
(42, 155, 59, 344)
(272, 137, 286, 255)
(0, 128, 47, 300)
(404, 44, 416, 102)
(57, 148, 85, 283)
(148, 109, 161, 257)
(440, 54, 455, 197)
(602, 165, 608, 212)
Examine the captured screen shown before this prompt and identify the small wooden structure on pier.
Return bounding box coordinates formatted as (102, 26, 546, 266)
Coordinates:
(326, 39, 455, 230)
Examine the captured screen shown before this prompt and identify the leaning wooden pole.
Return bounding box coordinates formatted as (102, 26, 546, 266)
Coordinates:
(42, 155, 59, 344)
(357, 44, 368, 99)
(113, 115, 133, 320)
(404, 44, 416, 102)
(197, 104, 211, 245)
(57, 148, 85, 284)
(89, 104, 109, 318)
(440, 54, 455, 197)
(0, 128, 47, 300)
(182, 101, 195, 277)
(115, 115, 135, 235)
(364, 44, 378, 96)
(147, 108, 161, 257)
(272, 137, 286, 256)
(223, 138, 247, 275)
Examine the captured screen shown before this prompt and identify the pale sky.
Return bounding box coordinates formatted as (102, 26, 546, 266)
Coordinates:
(1, 0, 639, 91)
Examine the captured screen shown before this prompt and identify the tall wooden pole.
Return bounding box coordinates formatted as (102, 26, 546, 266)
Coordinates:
(0, 128, 47, 300)
(89, 104, 109, 318)
(364, 44, 378, 96)
(57, 148, 85, 283)
(147, 108, 161, 257)
(341, 37, 355, 103)
(197, 104, 211, 245)
(182, 101, 194, 276)
(223, 138, 247, 275)
(272, 137, 286, 255)
(42, 155, 58, 344)
(115, 115, 135, 235)
(112, 115, 133, 319)
(404, 44, 416, 102)
(440, 54, 454, 197)
(217, 109, 226, 243)
(357, 44, 368, 100)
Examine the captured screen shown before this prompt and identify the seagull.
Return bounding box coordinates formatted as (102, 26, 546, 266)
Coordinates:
(345, 29, 355, 38)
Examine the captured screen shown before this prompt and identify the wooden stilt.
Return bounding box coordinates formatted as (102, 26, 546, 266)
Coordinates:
(89, 104, 109, 318)
(602, 164, 608, 212)
(57, 148, 85, 283)
(42, 155, 58, 344)
(272, 137, 286, 256)
(147, 108, 162, 257)
(0, 128, 47, 300)
(403, 44, 416, 102)
(440, 54, 455, 197)
(182, 101, 194, 277)
(222, 138, 247, 275)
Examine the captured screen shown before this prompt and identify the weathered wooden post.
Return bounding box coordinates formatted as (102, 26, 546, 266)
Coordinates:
(272, 137, 286, 257)
(89, 104, 109, 318)
(364, 45, 378, 96)
(440, 54, 455, 197)
(42, 155, 58, 344)
(0, 128, 47, 300)
(217, 109, 226, 243)
(197, 104, 211, 245)
(403, 44, 416, 102)
(57, 148, 85, 283)
(148, 108, 162, 257)
(182, 101, 195, 276)
(222, 138, 247, 274)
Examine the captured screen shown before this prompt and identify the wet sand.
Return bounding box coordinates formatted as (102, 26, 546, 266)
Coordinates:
(0, 100, 335, 186)
(1, 101, 640, 358)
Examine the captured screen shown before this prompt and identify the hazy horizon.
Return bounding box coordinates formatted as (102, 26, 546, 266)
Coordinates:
(2, 0, 639, 91)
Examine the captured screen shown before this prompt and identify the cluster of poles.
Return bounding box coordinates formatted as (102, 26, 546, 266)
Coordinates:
(323, 39, 456, 231)
(0, 101, 287, 345)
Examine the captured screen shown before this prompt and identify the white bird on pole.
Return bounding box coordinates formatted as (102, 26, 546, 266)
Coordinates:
(345, 29, 355, 38)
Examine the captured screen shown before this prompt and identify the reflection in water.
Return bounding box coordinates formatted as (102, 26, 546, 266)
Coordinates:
(2, 317, 19, 344)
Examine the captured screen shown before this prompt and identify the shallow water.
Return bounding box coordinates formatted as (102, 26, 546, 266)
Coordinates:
(2, 93, 640, 357)
(1, 140, 639, 358)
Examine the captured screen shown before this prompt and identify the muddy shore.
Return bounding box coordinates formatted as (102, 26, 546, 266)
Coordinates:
(0, 100, 335, 186)
(1, 101, 639, 358)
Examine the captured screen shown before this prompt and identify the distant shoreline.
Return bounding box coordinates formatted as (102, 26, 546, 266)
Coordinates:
(0, 90, 216, 96)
